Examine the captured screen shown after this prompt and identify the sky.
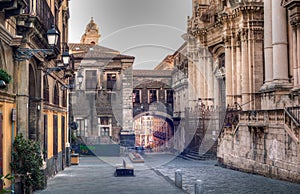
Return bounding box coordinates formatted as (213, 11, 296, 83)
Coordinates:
(69, 0, 192, 69)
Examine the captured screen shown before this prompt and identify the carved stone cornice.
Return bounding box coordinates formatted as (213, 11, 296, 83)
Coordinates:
(283, 0, 300, 26)
(0, 0, 26, 19)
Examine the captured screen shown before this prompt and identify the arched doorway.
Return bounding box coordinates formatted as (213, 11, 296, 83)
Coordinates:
(133, 111, 174, 152)
(28, 64, 41, 140)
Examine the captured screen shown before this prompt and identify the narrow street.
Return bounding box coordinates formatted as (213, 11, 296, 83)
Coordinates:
(35, 153, 300, 194)
(34, 155, 185, 194)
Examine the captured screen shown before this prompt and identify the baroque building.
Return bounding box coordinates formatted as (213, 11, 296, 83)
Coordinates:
(0, 0, 71, 190)
(69, 18, 134, 152)
(188, 0, 300, 182)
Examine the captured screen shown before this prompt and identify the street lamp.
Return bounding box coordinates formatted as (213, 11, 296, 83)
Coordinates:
(46, 25, 60, 47)
(61, 71, 84, 90)
(45, 52, 71, 74)
(77, 71, 84, 86)
(15, 25, 60, 61)
(62, 51, 71, 65)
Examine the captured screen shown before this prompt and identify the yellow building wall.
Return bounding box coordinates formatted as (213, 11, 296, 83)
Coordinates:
(43, 110, 67, 159)
(0, 101, 16, 186)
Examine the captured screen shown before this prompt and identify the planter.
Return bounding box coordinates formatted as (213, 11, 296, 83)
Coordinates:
(71, 153, 79, 165)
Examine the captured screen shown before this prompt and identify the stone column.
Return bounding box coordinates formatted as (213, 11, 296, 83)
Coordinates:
(297, 26, 300, 87)
(16, 59, 29, 138)
(231, 36, 236, 102)
(206, 50, 214, 106)
(272, 0, 289, 84)
(225, 37, 233, 106)
(264, 0, 273, 85)
(236, 41, 242, 105)
(292, 26, 298, 87)
(241, 30, 250, 110)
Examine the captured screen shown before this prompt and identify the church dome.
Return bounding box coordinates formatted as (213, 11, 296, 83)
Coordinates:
(81, 17, 101, 45)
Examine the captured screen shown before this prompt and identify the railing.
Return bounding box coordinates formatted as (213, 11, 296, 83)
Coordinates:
(286, 106, 300, 126)
(218, 106, 240, 138)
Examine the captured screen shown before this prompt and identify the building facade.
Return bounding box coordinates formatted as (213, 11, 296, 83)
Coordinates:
(188, 0, 300, 182)
(133, 70, 174, 152)
(69, 18, 135, 149)
(0, 0, 71, 189)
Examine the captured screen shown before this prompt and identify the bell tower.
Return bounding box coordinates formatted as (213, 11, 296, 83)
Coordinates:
(81, 17, 101, 45)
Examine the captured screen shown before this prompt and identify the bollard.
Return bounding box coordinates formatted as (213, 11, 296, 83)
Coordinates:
(195, 179, 203, 194)
(175, 169, 182, 188)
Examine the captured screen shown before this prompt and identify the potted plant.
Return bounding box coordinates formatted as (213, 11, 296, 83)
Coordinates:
(11, 134, 44, 193)
(0, 68, 12, 84)
(0, 174, 14, 194)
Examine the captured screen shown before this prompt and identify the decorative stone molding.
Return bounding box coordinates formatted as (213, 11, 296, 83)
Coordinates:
(283, 0, 300, 26)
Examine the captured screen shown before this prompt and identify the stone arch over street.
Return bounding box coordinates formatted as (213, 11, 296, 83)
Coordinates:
(133, 110, 174, 152)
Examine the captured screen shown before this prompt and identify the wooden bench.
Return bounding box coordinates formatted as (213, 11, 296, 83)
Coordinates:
(115, 159, 134, 177)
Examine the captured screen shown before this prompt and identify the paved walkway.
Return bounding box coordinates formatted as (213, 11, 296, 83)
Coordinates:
(34, 153, 300, 194)
(34, 155, 185, 194)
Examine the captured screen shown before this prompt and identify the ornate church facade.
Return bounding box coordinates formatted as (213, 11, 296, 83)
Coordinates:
(188, 0, 300, 182)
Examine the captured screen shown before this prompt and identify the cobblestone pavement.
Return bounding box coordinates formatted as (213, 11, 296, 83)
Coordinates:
(149, 154, 300, 194)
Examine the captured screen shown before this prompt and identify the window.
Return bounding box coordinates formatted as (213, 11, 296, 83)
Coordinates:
(43, 76, 49, 103)
(101, 127, 109, 136)
(61, 116, 65, 153)
(133, 89, 140, 103)
(98, 117, 111, 136)
(43, 115, 48, 160)
(86, 70, 97, 90)
(76, 119, 85, 137)
(53, 83, 59, 105)
(149, 89, 157, 103)
(62, 90, 67, 107)
(100, 117, 109, 125)
(166, 90, 173, 103)
(107, 73, 116, 90)
(53, 115, 58, 157)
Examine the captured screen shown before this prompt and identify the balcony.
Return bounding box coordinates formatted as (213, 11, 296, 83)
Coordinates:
(0, 0, 26, 18)
(17, 0, 60, 55)
(21, 0, 54, 32)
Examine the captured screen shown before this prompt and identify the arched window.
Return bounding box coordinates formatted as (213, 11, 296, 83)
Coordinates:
(43, 76, 49, 103)
(218, 53, 225, 68)
(53, 83, 59, 106)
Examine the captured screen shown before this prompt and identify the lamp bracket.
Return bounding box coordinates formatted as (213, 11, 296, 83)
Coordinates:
(60, 84, 75, 90)
(44, 66, 66, 75)
(15, 48, 54, 61)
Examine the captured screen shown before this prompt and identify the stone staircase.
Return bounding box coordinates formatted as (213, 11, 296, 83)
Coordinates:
(178, 149, 217, 161)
